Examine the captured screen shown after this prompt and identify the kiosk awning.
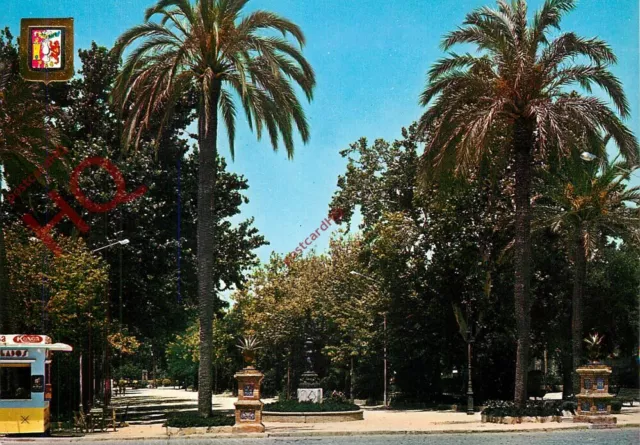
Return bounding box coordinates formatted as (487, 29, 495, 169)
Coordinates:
(0, 344, 72, 351)
(0, 335, 72, 352)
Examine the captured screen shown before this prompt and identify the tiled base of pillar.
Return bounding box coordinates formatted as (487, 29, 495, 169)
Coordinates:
(232, 423, 265, 433)
(573, 415, 617, 424)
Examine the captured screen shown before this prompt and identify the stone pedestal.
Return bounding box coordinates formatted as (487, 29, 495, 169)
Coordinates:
(573, 364, 616, 425)
(297, 388, 323, 403)
(297, 368, 322, 404)
(233, 367, 265, 433)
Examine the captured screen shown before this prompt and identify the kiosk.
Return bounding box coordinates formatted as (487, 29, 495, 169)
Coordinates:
(0, 334, 72, 434)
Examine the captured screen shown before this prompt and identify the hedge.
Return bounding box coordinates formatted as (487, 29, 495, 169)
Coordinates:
(164, 412, 234, 428)
(264, 400, 360, 412)
(481, 400, 564, 418)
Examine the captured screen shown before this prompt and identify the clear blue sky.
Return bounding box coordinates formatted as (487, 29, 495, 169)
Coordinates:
(5, 0, 639, 265)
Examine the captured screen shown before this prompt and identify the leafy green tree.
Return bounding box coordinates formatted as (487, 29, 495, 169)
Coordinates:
(167, 318, 234, 391)
(536, 156, 639, 394)
(417, 0, 639, 404)
(322, 237, 384, 400)
(584, 242, 640, 388)
(4, 223, 109, 412)
(232, 254, 326, 397)
(49, 41, 264, 369)
(0, 28, 65, 332)
(112, 0, 315, 416)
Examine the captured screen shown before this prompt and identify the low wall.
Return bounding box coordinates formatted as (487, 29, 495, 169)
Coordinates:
(263, 410, 364, 423)
(481, 415, 562, 424)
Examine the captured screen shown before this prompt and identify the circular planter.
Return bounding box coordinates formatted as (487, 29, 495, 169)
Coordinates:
(263, 410, 364, 423)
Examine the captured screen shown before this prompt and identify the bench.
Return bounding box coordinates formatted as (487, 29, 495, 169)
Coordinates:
(616, 388, 639, 406)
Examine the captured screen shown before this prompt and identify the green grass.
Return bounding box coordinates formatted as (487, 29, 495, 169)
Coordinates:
(264, 400, 360, 412)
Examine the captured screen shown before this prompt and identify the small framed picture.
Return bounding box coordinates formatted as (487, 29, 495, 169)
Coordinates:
(31, 375, 45, 392)
(20, 18, 74, 83)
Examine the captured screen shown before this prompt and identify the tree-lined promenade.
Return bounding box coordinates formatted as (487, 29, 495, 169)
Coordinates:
(0, 0, 637, 427)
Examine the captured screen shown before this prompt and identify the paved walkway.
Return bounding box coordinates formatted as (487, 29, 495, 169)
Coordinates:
(61, 387, 638, 441)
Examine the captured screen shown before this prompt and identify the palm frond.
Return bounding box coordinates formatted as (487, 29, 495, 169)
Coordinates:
(218, 88, 236, 158)
(112, 0, 315, 158)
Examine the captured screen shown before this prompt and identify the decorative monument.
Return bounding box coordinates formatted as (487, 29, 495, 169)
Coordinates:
(297, 336, 322, 403)
(573, 333, 617, 426)
(233, 336, 265, 433)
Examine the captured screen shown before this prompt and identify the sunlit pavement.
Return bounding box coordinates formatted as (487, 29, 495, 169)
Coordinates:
(1, 389, 638, 442)
(1, 429, 639, 444)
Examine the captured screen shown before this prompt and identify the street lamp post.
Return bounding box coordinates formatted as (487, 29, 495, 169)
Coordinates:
(466, 325, 474, 415)
(383, 312, 387, 409)
(91, 239, 129, 409)
(91, 238, 130, 253)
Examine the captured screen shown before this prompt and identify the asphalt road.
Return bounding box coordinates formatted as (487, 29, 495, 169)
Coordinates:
(3, 429, 638, 445)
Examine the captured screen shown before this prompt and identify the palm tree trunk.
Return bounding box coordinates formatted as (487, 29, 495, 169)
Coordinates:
(197, 84, 221, 417)
(513, 118, 534, 407)
(0, 225, 13, 333)
(571, 232, 586, 396)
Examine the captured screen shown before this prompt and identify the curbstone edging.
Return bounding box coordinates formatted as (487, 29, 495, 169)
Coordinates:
(263, 410, 364, 423)
(481, 415, 562, 424)
(166, 425, 233, 436)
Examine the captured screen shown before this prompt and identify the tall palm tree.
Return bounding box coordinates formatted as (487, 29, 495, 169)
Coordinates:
(417, 0, 639, 405)
(112, 0, 315, 416)
(536, 151, 640, 395)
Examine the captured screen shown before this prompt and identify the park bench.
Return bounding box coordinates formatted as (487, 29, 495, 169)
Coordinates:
(616, 388, 639, 406)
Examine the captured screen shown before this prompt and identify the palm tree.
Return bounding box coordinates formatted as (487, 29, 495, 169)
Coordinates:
(112, 0, 315, 416)
(417, 0, 639, 405)
(536, 151, 640, 395)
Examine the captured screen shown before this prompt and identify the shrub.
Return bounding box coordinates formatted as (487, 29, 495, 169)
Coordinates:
(264, 400, 359, 412)
(162, 378, 172, 387)
(164, 412, 234, 428)
(326, 390, 348, 404)
(481, 400, 563, 418)
(610, 399, 622, 414)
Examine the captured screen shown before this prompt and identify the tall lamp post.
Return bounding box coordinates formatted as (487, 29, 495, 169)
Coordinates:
(466, 325, 474, 415)
(91, 239, 129, 408)
(349, 271, 388, 408)
(464, 304, 477, 415)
